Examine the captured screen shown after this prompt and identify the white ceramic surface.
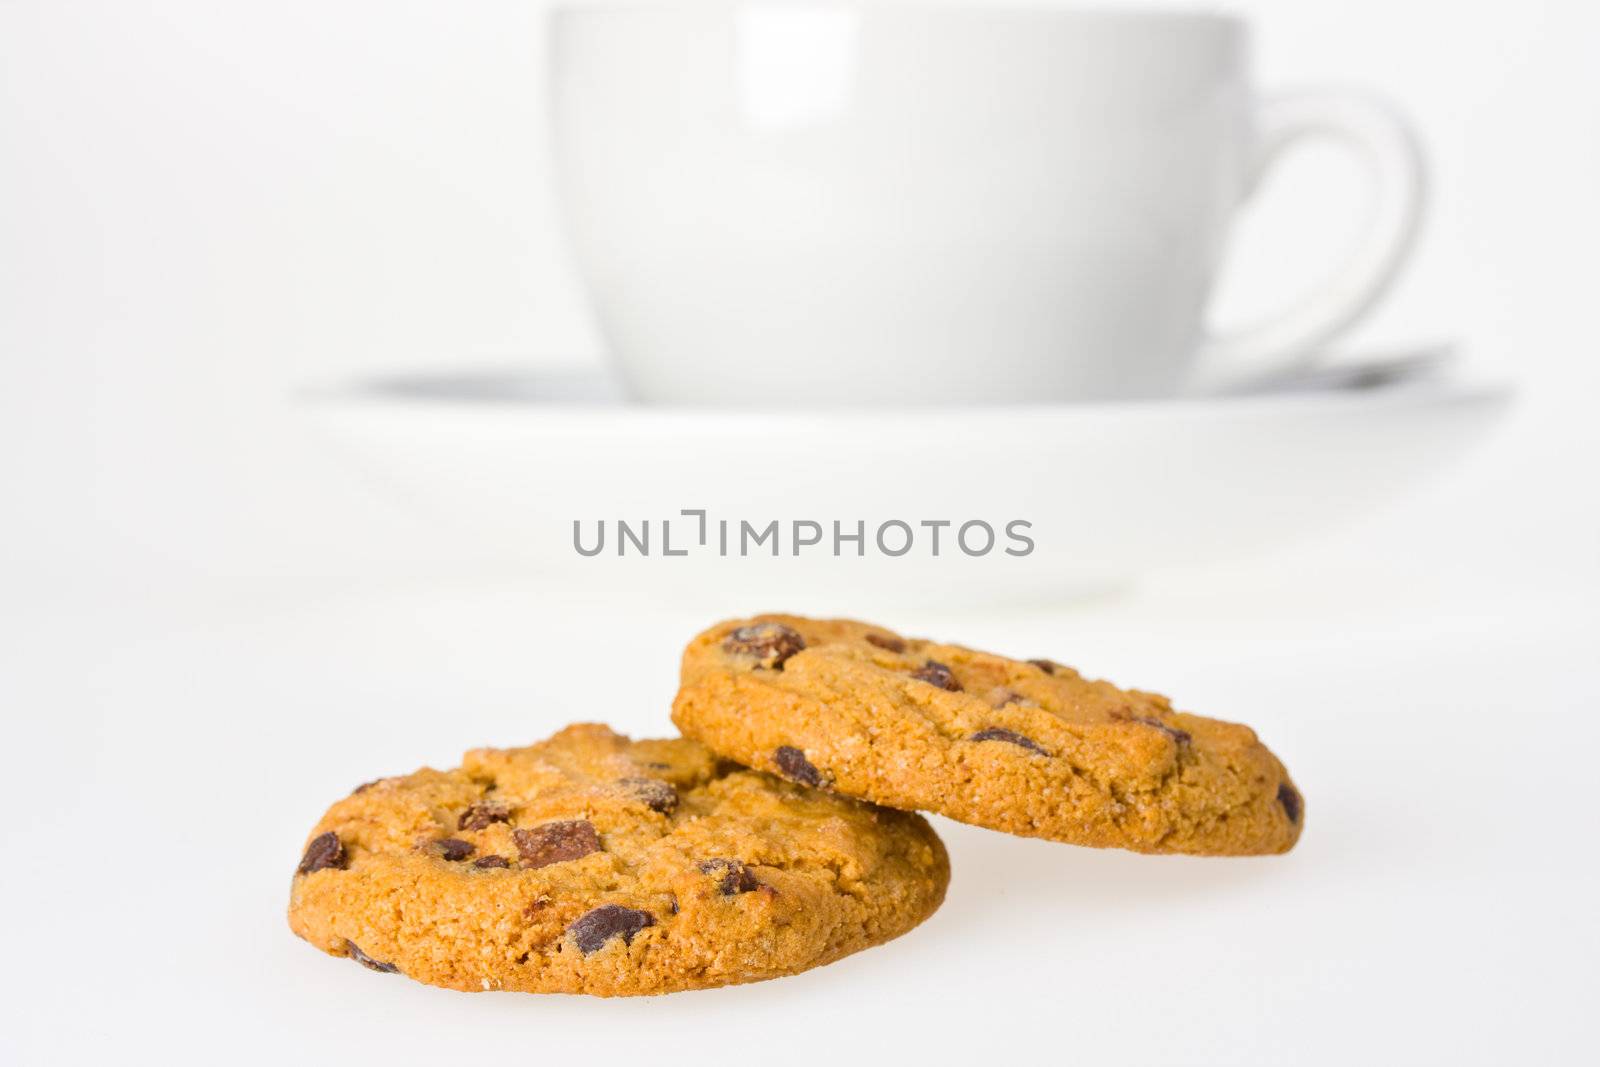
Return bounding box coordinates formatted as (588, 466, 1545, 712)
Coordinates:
(300, 365, 1510, 603)
(551, 4, 1425, 404)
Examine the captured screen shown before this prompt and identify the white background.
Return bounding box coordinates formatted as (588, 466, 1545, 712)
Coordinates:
(2, 1, 1598, 1064)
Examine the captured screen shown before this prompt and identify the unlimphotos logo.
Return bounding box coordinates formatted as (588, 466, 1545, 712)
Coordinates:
(573, 510, 1034, 558)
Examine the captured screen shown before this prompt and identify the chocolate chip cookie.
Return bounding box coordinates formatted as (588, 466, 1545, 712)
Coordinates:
(287, 724, 949, 996)
(672, 615, 1303, 856)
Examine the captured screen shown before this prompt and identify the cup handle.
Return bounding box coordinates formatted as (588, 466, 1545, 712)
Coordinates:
(1191, 90, 1427, 391)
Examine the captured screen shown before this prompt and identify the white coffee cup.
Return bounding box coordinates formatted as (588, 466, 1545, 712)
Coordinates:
(551, 3, 1425, 405)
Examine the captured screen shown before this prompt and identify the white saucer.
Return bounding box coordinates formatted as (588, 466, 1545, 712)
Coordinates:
(298, 364, 1512, 604)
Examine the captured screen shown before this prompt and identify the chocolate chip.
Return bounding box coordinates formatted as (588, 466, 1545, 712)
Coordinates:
(970, 727, 1048, 755)
(351, 778, 383, 795)
(864, 632, 907, 653)
(568, 904, 655, 955)
(1132, 717, 1192, 745)
(473, 855, 511, 869)
(458, 801, 511, 831)
(297, 831, 346, 875)
(1110, 709, 1193, 746)
(618, 777, 678, 815)
(722, 622, 806, 670)
(344, 939, 399, 974)
(774, 745, 822, 787)
(1277, 782, 1302, 824)
(911, 660, 961, 691)
(1027, 659, 1058, 675)
(434, 838, 475, 862)
(699, 858, 761, 895)
(514, 820, 601, 869)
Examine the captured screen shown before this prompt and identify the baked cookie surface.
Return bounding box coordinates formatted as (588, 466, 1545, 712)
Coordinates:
(672, 615, 1303, 856)
(287, 724, 948, 996)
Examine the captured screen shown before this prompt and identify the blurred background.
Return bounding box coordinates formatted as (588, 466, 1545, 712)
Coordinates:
(2, 2, 1597, 1064)
(3, 0, 1597, 598)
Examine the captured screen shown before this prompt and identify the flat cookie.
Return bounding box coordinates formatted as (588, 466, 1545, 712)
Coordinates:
(672, 615, 1303, 856)
(287, 724, 948, 996)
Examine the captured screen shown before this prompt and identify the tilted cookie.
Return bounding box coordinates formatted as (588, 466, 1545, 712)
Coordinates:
(672, 615, 1304, 856)
(287, 723, 948, 996)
